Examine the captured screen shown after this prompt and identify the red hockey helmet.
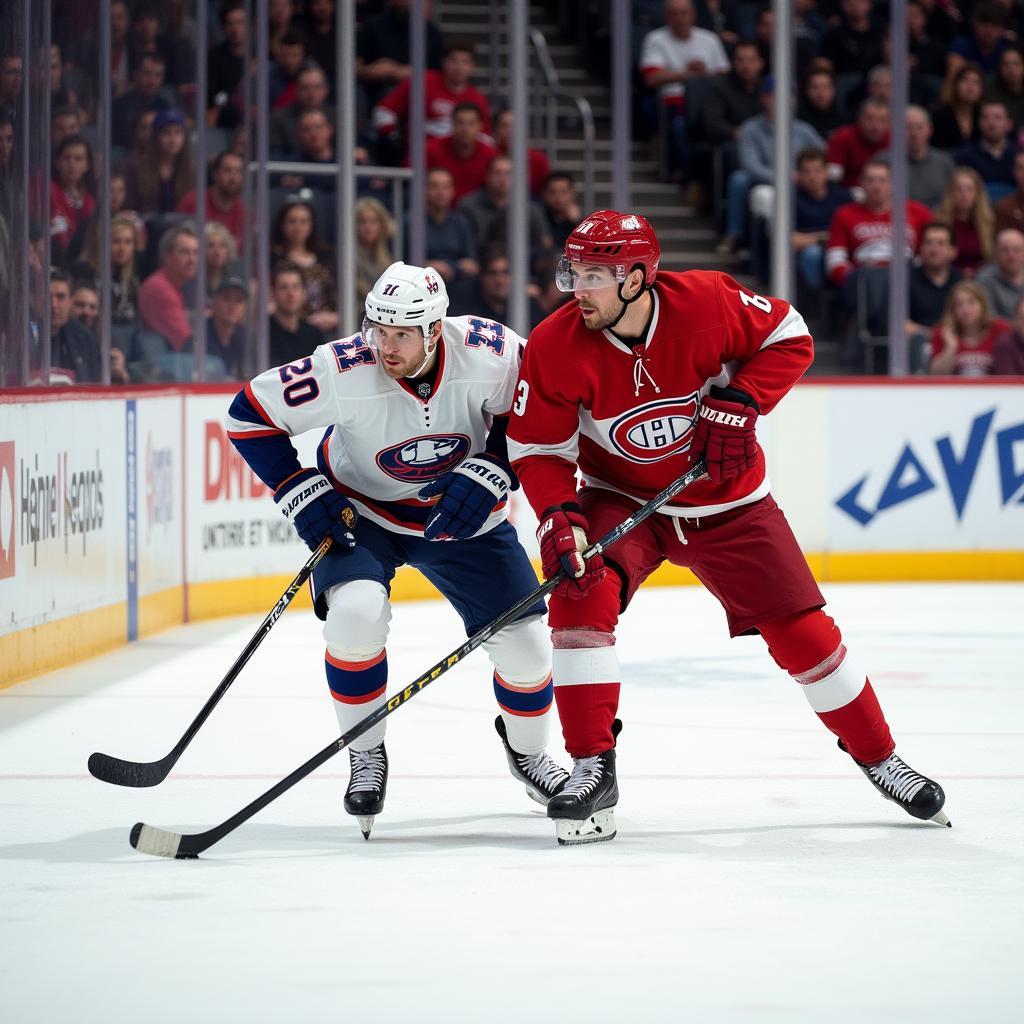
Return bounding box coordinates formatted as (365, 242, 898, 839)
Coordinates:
(557, 210, 661, 292)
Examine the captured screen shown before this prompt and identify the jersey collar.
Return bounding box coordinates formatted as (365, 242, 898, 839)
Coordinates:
(602, 288, 660, 356)
(395, 335, 446, 404)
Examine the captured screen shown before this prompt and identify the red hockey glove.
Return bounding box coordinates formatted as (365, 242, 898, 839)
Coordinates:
(537, 503, 606, 599)
(691, 385, 760, 483)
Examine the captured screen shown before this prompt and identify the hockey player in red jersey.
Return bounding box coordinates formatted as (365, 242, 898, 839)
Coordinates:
(507, 209, 950, 845)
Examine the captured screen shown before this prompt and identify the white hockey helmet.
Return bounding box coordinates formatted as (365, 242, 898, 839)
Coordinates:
(363, 261, 448, 336)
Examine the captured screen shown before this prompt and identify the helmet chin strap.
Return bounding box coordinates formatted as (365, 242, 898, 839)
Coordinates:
(405, 322, 440, 378)
(604, 266, 648, 332)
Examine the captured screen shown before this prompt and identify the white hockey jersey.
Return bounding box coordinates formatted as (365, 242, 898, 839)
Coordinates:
(226, 315, 525, 536)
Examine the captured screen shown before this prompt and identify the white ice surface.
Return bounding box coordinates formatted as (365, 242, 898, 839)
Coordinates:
(1, 583, 1022, 1023)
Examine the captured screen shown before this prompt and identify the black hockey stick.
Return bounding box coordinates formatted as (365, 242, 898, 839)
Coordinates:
(88, 536, 333, 788)
(130, 458, 707, 858)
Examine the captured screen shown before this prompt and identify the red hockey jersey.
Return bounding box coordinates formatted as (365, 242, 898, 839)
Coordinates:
(507, 271, 813, 518)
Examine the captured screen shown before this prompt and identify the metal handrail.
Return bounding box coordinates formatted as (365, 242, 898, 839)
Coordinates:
(529, 27, 595, 213)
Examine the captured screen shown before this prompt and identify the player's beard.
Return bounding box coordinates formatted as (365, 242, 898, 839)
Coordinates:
(578, 299, 620, 331)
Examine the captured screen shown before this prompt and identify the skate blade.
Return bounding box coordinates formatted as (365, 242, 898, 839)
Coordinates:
(356, 815, 375, 840)
(554, 808, 616, 846)
(524, 783, 548, 807)
(931, 809, 952, 828)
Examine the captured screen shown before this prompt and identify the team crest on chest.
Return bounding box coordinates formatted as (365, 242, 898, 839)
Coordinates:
(375, 433, 471, 482)
(608, 394, 699, 463)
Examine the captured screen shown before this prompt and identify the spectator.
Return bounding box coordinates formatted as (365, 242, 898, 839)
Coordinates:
(985, 46, 1024, 132)
(0, 112, 14, 219)
(449, 247, 545, 328)
(120, 109, 157, 178)
(71, 280, 100, 333)
(702, 42, 765, 145)
(931, 63, 984, 151)
(992, 295, 1024, 372)
(413, 167, 478, 285)
(930, 280, 1008, 374)
(208, 0, 247, 130)
(0, 53, 22, 125)
(139, 222, 199, 351)
(203, 276, 248, 379)
(975, 226, 1024, 317)
(108, 213, 143, 328)
(541, 171, 581, 251)
(270, 65, 332, 158)
(720, 79, 823, 254)
(355, 197, 396, 299)
(375, 38, 490, 156)
(269, 30, 311, 111)
(492, 107, 551, 197)
(948, 3, 1010, 78)
(111, 53, 173, 150)
(302, 0, 337, 86)
(202, 221, 242, 299)
(275, 107, 337, 192)
(48, 44, 78, 110)
(109, 0, 132, 98)
(906, 0, 948, 78)
(357, 0, 444, 104)
(826, 98, 890, 188)
(177, 151, 246, 251)
(271, 197, 339, 335)
(50, 268, 101, 383)
(51, 105, 83, 148)
(752, 6, 776, 73)
(791, 148, 853, 290)
(109, 173, 130, 218)
(907, 221, 962, 370)
(269, 261, 324, 365)
(819, 0, 884, 76)
(530, 251, 574, 319)
(876, 106, 954, 209)
(129, 2, 190, 89)
(955, 100, 1018, 202)
(934, 167, 995, 275)
(426, 102, 498, 203)
(639, 0, 729, 193)
(798, 67, 846, 140)
(457, 155, 554, 259)
(268, 0, 296, 56)
(826, 158, 932, 291)
(994, 149, 1024, 232)
(124, 108, 195, 215)
(50, 134, 95, 263)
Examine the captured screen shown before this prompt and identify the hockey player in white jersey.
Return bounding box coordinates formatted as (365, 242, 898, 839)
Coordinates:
(227, 262, 566, 838)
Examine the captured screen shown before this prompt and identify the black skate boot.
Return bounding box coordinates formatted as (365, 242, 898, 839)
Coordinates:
(840, 740, 950, 827)
(344, 743, 388, 840)
(547, 720, 622, 846)
(494, 716, 569, 805)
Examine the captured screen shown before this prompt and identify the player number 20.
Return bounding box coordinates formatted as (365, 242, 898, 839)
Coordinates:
(513, 380, 529, 416)
(739, 290, 772, 313)
(279, 358, 320, 406)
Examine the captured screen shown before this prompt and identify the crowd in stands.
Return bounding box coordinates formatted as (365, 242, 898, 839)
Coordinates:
(4, 0, 1024, 385)
(639, 0, 1024, 373)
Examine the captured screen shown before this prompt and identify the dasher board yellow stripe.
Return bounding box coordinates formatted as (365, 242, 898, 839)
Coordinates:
(4, 554, 1022, 689)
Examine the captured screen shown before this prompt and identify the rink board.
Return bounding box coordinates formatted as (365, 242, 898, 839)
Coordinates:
(1, 379, 1022, 686)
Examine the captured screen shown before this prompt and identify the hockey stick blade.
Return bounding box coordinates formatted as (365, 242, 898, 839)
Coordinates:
(89, 537, 332, 788)
(129, 459, 707, 859)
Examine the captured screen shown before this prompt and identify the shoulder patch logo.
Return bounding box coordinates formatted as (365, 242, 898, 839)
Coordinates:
(608, 395, 700, 463)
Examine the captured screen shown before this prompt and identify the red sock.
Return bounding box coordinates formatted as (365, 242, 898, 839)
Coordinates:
(759, 610, 895, 765)
(553, 681, 620, 758)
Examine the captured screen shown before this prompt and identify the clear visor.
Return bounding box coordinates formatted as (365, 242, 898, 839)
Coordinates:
(555, 256, 627, 293)
(361, 316, 425, 350)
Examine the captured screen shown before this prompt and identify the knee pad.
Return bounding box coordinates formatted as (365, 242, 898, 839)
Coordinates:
(323, 579, 391, 660)
(759, 608, 841, 676)
(484, 613, 550, 685)
(547, 570, 622, 633)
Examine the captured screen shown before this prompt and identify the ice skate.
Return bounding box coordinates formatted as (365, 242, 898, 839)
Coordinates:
(345, 743, 388, 839)
(548, 720, 621, 846)
(841, 740, 950, 827)
(493, 716, 569, 806)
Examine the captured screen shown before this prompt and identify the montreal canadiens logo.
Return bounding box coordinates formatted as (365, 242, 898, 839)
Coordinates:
(609, 395, 699, 463)
(376, 433, 471, 482)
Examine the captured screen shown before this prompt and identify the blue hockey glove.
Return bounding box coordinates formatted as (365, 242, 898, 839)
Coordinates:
(418, 454, 517, 541)
(274, 468, 358, 551)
